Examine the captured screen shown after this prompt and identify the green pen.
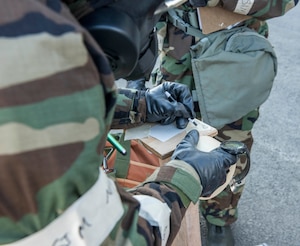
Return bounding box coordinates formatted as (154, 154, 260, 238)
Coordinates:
(107, 133, 127, 155)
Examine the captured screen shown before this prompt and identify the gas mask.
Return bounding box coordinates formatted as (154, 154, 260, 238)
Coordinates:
(79, 1, 166, 80)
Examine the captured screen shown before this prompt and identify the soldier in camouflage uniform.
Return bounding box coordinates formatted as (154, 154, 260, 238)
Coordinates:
(149, 0, 298, 245)
(0, 0, 239, 245)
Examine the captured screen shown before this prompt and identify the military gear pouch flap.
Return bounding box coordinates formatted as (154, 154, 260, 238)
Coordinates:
(190, 26, 277, 129)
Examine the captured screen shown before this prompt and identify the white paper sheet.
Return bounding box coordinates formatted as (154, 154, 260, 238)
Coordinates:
(124, 124, 152, 141)
(149, 123, 184, 142)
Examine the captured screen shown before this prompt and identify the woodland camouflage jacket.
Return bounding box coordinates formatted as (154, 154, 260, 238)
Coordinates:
(154, 0, 299, 82)
(0, 1, 201, 245)
(0, 0, 297, 245)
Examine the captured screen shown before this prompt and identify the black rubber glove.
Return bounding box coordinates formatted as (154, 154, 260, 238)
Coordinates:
(145, 82, 195, 129)
(189, 0, 208, 7)
(171, 130, 237, 197)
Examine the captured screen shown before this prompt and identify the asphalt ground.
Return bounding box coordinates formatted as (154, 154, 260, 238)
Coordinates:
(220, 6, 300, 246)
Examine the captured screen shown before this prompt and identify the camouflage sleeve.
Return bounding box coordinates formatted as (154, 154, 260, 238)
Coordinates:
(110, 88, 148, 129)
(0, 0, 202, 245)
(0, 0, 117, 243)
(138, 160, 202, 207)
(109, 160, 202, 245)
(217, 0, 298, 20)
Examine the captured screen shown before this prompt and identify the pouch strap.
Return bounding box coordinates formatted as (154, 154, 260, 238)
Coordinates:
(114, 133, 131, 178)
(167, 9, 206, 38)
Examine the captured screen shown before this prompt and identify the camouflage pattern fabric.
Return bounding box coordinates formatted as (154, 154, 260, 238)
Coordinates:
(0, 0, 202, 245)
(152, 1, 297, 226)
(112, 88, 147, 129)
(202, 111, 258, 226)
(211, 0, 297, 20)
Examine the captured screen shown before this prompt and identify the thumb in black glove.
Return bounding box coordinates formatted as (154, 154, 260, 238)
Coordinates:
(171, 129, 237, 197)
(145, 82, 195, 129)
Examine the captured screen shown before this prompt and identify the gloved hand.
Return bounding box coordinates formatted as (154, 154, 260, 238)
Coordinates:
(145, 82, 195, 129)
(171, 130, 237, 197)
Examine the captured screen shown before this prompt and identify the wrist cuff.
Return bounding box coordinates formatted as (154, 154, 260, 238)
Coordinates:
(142, 160, 202, 205)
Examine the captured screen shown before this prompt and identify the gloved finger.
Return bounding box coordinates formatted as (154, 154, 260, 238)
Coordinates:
(174, 102, 194, 119)
(172, 130, 199, 160)
(161, 116, 188, 129)
(160, 115, 176, 125)
(176, 117, 188, 129)
(211, 148, 238, 169)
(164, 83, 195, 118)
(201, 174, 226, 197)
(180, 129, 199, 147)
